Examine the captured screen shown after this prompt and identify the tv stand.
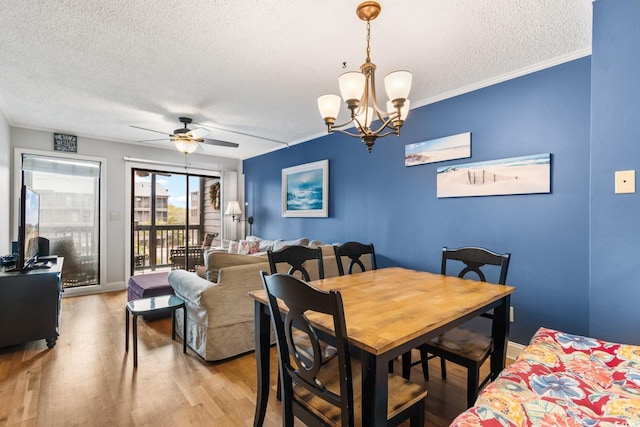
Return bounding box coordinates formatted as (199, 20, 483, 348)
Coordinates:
(0, 256, 63, 348)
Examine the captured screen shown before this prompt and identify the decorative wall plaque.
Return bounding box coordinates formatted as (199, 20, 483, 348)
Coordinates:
(53, 133, 77, 152)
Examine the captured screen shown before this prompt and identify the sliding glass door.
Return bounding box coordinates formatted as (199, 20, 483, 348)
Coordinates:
(131, 168, 221, 275)
(21, 154, 101, 289)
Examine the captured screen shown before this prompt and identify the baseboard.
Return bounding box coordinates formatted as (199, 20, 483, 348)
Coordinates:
(507, 340, 526, 361)
(62, 280, 126, 297)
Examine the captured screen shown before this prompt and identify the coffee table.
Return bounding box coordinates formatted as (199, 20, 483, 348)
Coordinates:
(125, 295, 187, 368)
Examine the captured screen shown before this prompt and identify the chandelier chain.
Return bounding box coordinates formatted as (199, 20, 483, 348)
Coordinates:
(366, 21, 371, 63)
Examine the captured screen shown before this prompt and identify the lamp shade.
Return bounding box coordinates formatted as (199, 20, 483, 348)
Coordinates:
(173, 139, 198, 154)
(317, 94, 341, 119)
(224, 200, 243, 216)
(384, 70, 412, 101)
(339, 71, 366, 102)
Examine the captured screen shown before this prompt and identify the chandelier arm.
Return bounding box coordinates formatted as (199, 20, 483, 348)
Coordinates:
(375, 129, 400, 138)
(331, 128, 368, 139)
(333, 117, 360, 129)
(367, 66, 390, 120)
(367, 115, 400, 135)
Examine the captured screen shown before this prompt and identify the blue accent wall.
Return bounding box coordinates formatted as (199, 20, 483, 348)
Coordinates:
(590, 0, 640, 343)
(244, 58, 591, 345)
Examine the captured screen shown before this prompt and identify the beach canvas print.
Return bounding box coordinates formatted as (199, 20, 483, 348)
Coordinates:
(405, 132, 471, 166)
(437, 153, 551, 198)
(282, 160, 328, 217)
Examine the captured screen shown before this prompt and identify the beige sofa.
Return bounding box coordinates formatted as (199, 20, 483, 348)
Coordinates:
(169, 244, 369, 362)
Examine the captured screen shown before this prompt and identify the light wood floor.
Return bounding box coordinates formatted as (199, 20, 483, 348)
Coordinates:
(0, 290, 490, 426)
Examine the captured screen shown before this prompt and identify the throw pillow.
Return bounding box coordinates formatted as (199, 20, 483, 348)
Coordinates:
(237, 240, 259, 255)
(201, 232, 216, 248)
(227, 241, 238, 254)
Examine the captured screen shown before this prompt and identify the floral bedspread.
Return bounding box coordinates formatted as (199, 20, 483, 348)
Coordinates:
(450, 327, 640, 427)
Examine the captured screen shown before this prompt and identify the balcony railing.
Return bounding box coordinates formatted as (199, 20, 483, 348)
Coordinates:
(40, 225, 99, 289)
(133, 224, 216, 271)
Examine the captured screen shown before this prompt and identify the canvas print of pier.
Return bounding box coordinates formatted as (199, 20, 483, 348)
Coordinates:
(437, 153, 551, 198)
(282, 160, 328, 217)
(405, 132, 471, 166)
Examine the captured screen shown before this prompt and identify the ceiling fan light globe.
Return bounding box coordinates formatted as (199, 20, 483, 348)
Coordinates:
(173, 139, 198, 154)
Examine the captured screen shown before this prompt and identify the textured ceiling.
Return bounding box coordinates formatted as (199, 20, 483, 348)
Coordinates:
(0, 1, 592, 160)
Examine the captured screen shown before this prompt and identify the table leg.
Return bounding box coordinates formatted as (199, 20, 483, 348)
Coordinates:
(253, 300, 271, 427)
(490, 295, 511, 379)
(171, 307, 176, 340)
(133, 313, 138, 368)
(125, 308, 129, 353)
(361, 350, 388, 426)
(182, 305, 187, 354)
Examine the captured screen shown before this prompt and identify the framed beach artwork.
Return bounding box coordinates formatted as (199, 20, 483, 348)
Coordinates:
(282, 159, 329, 217)
(437, 153, 551, 198)
(405, 132, 471, 166)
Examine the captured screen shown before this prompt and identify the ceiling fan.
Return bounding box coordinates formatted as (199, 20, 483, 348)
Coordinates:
(131, 117, 239, 154)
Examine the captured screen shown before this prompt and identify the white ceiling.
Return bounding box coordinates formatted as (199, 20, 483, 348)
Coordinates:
(0, 1, 592, 160)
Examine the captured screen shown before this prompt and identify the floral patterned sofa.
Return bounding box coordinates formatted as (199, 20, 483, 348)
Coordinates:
(451, 327, 640, 426)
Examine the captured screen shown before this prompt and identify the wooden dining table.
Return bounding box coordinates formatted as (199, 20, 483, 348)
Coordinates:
(249, 267, 516, 427)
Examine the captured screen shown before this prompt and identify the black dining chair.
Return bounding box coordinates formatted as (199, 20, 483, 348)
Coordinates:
(267, 245, 330, 400)
(333, 241, 377, 275)
(260, 271, 427, 426)
(267, 245, 324, 281)
(402, 246, 511, 408)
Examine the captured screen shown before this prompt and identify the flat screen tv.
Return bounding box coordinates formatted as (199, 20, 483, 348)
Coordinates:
(16, 185, 40, 270)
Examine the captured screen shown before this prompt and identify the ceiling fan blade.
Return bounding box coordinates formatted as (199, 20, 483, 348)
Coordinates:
(130, 125, 172, 136)
(194, 123, 289, 147)
(201, 138, 239, 148)
(188, 127, 209, 139)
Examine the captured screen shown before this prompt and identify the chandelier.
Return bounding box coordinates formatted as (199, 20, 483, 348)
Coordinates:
(317, 1, 412, 153)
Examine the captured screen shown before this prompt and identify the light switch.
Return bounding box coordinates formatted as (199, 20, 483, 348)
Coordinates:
(110, 212, 121, 221)
(615, 170, 635, 194)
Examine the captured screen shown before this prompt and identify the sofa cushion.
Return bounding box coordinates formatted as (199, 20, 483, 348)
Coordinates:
(258, 239, 275, 252)
(205, 252, 267, 282)
(273, 237, 310, 251)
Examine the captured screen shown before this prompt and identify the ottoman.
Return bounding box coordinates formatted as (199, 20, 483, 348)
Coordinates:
(127, 272, 173, 320)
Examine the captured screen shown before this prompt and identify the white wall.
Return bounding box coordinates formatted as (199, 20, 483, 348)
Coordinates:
(9, 127, 241, 289)
(0, 112, 9, 254)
